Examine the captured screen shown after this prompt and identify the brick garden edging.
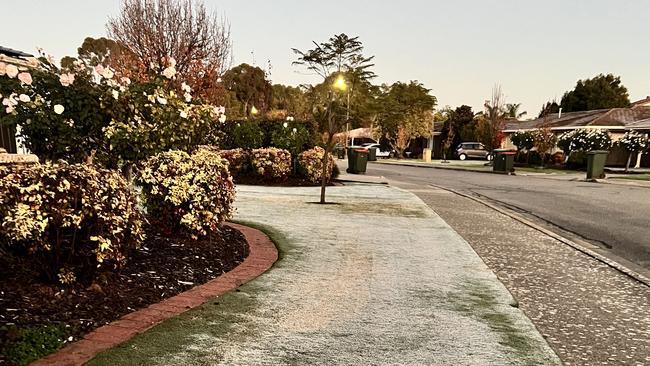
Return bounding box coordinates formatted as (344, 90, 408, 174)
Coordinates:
(32, 223, 278, 366)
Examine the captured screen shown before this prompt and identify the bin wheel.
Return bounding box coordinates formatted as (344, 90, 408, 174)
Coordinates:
(459, 154, 467, 161)
(487, 154, 493, 161)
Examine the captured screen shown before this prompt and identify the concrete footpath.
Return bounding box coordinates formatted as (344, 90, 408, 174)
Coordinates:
(87, 184, 560, 365)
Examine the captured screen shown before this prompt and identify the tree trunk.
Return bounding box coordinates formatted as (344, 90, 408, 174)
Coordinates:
(319, 136, 334, 204)
(122, 163, 134, 182)
(625, 152, 632, 173)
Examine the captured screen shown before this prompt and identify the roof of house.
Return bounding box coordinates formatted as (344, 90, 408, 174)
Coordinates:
(625, 118, 650, 130)
(0, 45, 33, 59)
(632, 96, 650, 107)
(504, 107, 650, 132)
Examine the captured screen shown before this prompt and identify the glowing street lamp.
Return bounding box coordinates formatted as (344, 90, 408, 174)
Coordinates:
(333, 74, 348, 91)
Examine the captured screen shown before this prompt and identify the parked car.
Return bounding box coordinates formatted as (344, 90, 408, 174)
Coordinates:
(361, 143, 393, 158)
(455, 142, 493, 161)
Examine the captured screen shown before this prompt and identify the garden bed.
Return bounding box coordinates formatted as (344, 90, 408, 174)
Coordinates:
(0, 225, 249, 365)
(233, 175, 339, 187)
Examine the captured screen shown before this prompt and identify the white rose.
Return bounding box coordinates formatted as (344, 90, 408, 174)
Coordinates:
(18, 94, 30, 103)
(179, 110, 188, 119)
(102, 68, 114, 79)
(218, 114, 227, 123)
(112, 90, 119, 100)
(156, 96, 168, 105)
(54, 104, 65, 114)
(162, 66, 176, 79)
(6, 64, 19, 78)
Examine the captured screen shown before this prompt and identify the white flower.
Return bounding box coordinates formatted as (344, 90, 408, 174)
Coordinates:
(18, 94, 30, 103)
(179, 110, 188, 119)
(184, 92, 192, 102)
(181, 82, 192, 93)
(156, 96, 168, 105)
(283, 122, 288, 128)
(3, 94, 18, 107)
(54, 104, 65, 114)
(218, 114, 227, 123)
(162, 66, 176, 79)
(5, 64, 19, 78)
(120, 77, 131, 85)
(18, 72, 32, 85)
(59, 73, 75, 87)
(112, 90, 120, 100)
(102, 68, 114, 79)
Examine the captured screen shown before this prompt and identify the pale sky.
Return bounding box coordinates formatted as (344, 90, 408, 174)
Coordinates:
(2, 0, 648, 118)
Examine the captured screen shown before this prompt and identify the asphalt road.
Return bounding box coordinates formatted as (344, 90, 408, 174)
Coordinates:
(367, 162, 650, 271)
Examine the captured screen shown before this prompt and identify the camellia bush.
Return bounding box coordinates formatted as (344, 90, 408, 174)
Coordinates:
(135, 149, 235, 238)
(250, 148, 292, 180)
(298, 146, 335, 183)
(269, 121, 313, 157)
(616, 130, 649, 171)
(0, 162, 145, 284)
(558, 129, 612, 155)
(217, 148, 251, 178)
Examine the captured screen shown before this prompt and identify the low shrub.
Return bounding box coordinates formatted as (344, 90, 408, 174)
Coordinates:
(298, 147, 335, 183)
(250, 148, 292, 180)
(566, 151, 587, 170)
(136, 149, 235, 238)
(218, 148, 251, 178)
(0, 162, 144, 284)
(2, 324, 72, 366)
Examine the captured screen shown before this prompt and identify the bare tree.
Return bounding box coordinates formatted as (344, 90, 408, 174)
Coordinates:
(108, 0, 232, 102)
(478, 85, 507, 152)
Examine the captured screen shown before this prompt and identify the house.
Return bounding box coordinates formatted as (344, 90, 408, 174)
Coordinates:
(502, 106, 650, 167)
(632, 96, 650, 108)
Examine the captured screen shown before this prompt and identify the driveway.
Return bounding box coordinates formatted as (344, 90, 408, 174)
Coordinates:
(87, 184, 559, 365)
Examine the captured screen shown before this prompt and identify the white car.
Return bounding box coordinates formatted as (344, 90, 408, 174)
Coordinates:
(361, 143, 393, 158)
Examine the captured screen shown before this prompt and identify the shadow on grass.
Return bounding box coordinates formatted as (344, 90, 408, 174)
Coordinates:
(447, 280, 541, 361)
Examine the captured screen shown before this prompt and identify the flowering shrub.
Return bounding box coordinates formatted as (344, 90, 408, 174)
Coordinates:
(298, 147, 335, 183)
(617, 131, 649, 153)
(558, 129, 612, 154)
(217, 148, 251, 178)
(250, 148, 292, 180)
(0, 162, 145, 284)
(510, 131, 535, 151)
(1, 53, 226, 169)
(136, 149, 235, 238)
(616, 130, 649, 170)
(269, 122, 313, 156)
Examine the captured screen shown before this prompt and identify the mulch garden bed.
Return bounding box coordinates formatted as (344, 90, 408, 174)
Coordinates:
(0, 225, 249, 365)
